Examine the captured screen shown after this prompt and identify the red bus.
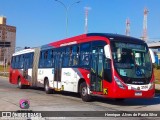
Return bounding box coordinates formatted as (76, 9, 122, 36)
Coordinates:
(9, 33, 155, 101)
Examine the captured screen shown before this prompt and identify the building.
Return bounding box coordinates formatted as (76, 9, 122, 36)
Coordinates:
(0, 16, 16, 65)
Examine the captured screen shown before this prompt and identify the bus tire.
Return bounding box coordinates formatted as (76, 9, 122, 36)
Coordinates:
(44, 80, 53, 94)
(18, 78, 24, 89)
(80, 82, 91, 102)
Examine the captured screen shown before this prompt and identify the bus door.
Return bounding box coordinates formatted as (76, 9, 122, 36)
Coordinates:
(54, 50, 62, 90)
(90, 47, 104, 92)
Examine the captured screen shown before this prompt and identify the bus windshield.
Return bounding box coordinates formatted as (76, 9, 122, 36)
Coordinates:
(111, 42, 152, 84)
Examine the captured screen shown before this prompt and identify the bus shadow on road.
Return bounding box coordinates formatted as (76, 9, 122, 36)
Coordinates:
(21, 86, 44, 91)
(56, 91, 81, 98)
(91, 94, 160, 106)
(21, 87, 160, 106)
(26, 87, 81, 98)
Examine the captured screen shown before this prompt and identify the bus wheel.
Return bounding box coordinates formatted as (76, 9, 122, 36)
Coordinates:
(80, 82, 91, 102)
(18, 78, 24, 89)
(44, 80, 53, 94)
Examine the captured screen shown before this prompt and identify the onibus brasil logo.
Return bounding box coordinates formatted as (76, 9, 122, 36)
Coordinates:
(19, 99, 30, 109)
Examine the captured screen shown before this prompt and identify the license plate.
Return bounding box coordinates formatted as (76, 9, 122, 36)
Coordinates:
(135, 92, 142, 96)
(140, 85, 148, 90)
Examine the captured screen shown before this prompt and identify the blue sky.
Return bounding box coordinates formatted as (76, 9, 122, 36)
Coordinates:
(1, 0, 160, 48)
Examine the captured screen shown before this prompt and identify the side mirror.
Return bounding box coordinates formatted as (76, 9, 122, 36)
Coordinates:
(104, 45, 111, 59)
(149, 49, 155, 63)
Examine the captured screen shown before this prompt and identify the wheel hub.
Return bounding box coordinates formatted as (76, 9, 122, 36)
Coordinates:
(82, 87, 87, 96)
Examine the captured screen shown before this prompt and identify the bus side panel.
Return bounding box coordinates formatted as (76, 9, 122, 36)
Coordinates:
(21, 76, 30, 85)
(37, 68, 54, 88)
(9, 69, 21, 84)
(27, 68, 32, 85)
(9, 68, 17, 84)
(9, 68, 21, 84)
(9, 68, 31, 86)
(102, 79, 115, 98)
(61, 68, 82, 92)
(17, 69, 30, 85)
(77, 68, 90, 86)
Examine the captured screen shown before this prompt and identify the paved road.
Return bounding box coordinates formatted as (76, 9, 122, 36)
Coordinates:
(0, 77, 160, 120)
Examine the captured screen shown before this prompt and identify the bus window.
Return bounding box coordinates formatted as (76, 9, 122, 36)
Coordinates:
(72, 45, 79, 66)
(63, 47, 69, 67)
(24, 54, 30, 69)
(67, 45, 79, 66)
(104, 58, 112, 82)
(69, 46, 73, 66)
(11, 56, 15, 68)
(44, 51, 48, 67)
(80, 43, 91, 67)
(29, 53, 34, 68)
(41, 50, 53, 68)
(20, 55, 24, 68)
(39, 51, 44, 68)
(47, 49, 54, 67)
(15, 56, 20, 68)
(44, 51, 48, 59)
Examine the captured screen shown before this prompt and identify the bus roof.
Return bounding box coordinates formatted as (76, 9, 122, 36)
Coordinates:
(13, 48, 35, 56)
(87, 33, 145, 43)
(47, 33, 146, 48)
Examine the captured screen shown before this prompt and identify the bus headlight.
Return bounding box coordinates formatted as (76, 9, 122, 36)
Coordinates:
(149, 82, 154, 90)
(114, 76, 125, 89)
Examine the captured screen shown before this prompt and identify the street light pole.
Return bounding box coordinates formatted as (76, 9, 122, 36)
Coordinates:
(55, 0, 81, 38)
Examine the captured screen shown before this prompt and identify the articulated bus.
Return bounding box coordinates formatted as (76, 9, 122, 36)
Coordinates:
(9, 33, 155, 101)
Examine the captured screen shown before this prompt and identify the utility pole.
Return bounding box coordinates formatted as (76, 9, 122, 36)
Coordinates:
(55, 0, 81, 38)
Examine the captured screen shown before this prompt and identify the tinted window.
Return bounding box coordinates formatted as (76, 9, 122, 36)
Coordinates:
(19, 55, 24, 68)
(80, 43, 91, 66)
(48, 49, 54, 67)
(39, 50, 54, 68)
(15, 56, 20, 68)
(92, 41, 106, 47)
(39, 51, 44, 68)
(11, 56, 15, 68)
(29, 53, 34, 68)
(104, 58, 112, 82)
(72, 45, 79, 66)
(44, 51, 49, 67)
(69, 46, 73, 66)
(62, 47, 69, 67)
